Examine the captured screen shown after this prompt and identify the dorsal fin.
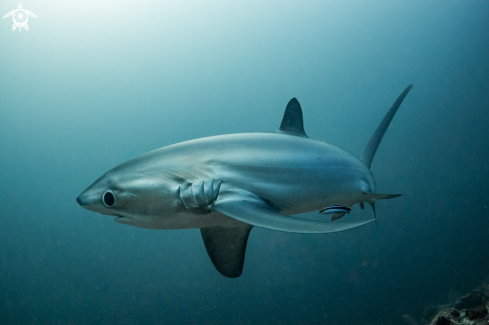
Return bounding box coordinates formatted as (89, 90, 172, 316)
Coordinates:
(361, 85, 413, 169)
(277, 98, 308, 138)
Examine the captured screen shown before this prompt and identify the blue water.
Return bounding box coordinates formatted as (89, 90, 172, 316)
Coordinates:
(1, 1, 489, 323)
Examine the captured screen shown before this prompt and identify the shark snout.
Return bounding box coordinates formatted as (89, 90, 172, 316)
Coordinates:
(76, 193, 89, 207)
(76, 191, 97, 208)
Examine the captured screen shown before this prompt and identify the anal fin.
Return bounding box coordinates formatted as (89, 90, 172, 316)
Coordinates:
(200, 223, 253, 278)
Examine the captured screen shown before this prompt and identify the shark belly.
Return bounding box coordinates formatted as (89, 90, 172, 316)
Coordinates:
(215, 158, 371, 216)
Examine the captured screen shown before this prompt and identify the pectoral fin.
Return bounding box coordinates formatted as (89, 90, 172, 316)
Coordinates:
(212, 196, 374, 234)
(200, 222, 253, 278)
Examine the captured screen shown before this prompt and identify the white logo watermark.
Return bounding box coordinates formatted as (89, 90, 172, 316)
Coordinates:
(3, 3, 37, 32)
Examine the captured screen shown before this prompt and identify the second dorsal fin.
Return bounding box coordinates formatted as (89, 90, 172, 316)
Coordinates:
(277, 98, 308, 138)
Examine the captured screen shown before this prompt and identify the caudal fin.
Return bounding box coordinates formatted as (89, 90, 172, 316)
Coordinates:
(364, 193, 401, 202)
(361, 85, 413, 170)
(363, 194, 401, 227)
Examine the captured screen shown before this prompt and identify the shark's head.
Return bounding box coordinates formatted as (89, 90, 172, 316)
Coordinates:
(76, 164, 178, 227)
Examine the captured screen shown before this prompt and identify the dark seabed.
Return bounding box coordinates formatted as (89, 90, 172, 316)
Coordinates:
(1, 1, 489, 324)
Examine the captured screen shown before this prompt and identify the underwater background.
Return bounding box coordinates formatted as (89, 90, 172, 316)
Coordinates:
(1, 0, 489, 324)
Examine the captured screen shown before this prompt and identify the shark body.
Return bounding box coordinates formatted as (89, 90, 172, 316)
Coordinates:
(77, 85, 413, 277)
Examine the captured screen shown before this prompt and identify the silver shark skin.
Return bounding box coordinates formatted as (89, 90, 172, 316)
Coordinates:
(77, 85, 413, 277)
(78, 133, 374, 227)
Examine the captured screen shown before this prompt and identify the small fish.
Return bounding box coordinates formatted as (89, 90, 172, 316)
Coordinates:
(319, 205, 351, 215)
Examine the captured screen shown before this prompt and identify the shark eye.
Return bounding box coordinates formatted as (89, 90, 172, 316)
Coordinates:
(102, 190, 116, 208)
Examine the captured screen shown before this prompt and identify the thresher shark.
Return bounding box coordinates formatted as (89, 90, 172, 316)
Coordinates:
(77, 85, 413, 277)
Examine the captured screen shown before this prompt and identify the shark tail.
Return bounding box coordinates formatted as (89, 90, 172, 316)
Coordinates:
(360, 85, 412, 225)
(361, 85, 413, 170)
(364, 193, 401, 226)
